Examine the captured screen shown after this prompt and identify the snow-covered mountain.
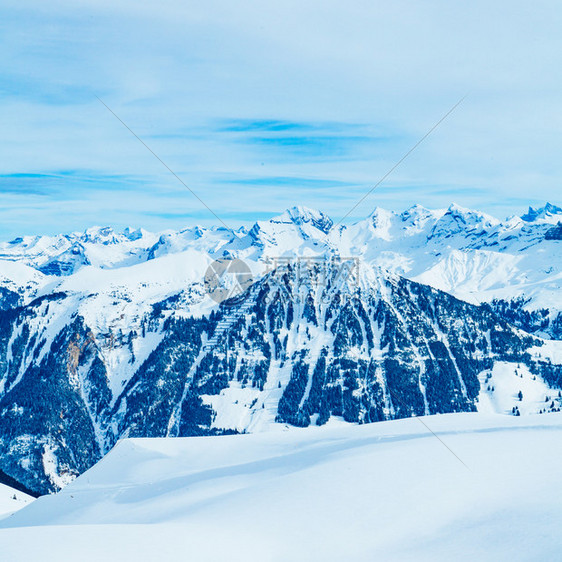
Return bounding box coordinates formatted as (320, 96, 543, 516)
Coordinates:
(332, 203, 562, 332)
(0, 202, 561, 494)
(2, 202, 560, 320)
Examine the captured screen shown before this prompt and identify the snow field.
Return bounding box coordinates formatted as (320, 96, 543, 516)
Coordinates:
(2, 413, 562, 561)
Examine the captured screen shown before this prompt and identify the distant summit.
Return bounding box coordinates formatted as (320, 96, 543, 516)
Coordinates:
(521, 202, 562, 222)
(275, 206, 334, 234)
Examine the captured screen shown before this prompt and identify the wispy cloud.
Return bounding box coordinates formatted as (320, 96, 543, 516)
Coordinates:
(217, 119, 316, 133)
(0, 75, 95, 106)
(213, 118, 400, 162)
(0, 171, 153, 195)
(223, 176, 351, 188)
(0, 0, 561, 238)
(247, 134, 378, 159)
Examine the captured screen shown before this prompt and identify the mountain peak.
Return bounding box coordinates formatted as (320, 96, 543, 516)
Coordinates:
(446, 202, 471, 215)
(123, 227, 146, 241)
(367, 207, 395, 239)
(277, 206, 333, 233)
(400, 204, 437, 221)
(521, 202, 562, 222)
(83, 225, 114, 237)
(441, 203, 499, 225)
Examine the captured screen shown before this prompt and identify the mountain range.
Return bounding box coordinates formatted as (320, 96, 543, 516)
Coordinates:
(0, 202, 560, 495)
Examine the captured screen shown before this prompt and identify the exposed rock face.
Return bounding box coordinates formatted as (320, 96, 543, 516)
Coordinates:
(0, 263, 559, 495)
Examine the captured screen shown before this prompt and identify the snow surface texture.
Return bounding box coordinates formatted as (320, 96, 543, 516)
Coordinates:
(2, 413, 562, 561)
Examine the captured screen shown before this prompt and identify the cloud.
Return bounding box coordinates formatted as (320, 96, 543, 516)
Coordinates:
(217, 119, 316, 133)
(0, 0, 561, 238)
(223, 176, 351, 188)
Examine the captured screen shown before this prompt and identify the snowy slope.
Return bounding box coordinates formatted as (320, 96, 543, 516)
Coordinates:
(2, 413, 562, 561)
(331, 203, 562, 321)
(0, 484, 33, 518)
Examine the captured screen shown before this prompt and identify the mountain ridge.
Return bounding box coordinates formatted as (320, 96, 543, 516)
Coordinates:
(0, 201, 561, 494)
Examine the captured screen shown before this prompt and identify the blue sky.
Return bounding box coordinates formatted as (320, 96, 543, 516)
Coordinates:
(1, 0, 562, 238)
